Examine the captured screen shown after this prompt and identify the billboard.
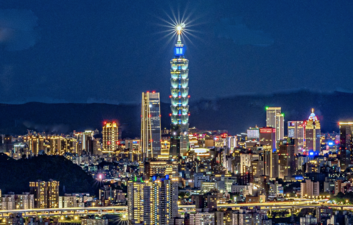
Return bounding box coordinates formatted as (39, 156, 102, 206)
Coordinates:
(260, 128, 275, 133)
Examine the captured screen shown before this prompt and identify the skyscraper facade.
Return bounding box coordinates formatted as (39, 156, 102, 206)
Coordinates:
(150, 177, 178, 225)
(128, 176, 178, 225)
(266, 107, 284, 141)
(127, 181, 151, 224)
(278, 138, 298, 180)
(170, 24, 189, 157)
(305, 109, 321, 151)
(339, 122, 353, 171)
(287, 121, 305, 150)
(29, 180, 59, 209)
(102, 121, 119, 153)
(141, 91, 162, 160)
(259, 127, 277, 179)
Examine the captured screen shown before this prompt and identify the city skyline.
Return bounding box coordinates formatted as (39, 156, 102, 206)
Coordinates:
(1, 1, 353, 224)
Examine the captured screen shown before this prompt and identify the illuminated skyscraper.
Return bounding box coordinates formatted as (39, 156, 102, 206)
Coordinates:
(102, 121, 119, 153)
(128, 176, 178, 225)
(141, 91, 162, 160)
(266, 107, 284, 141)
(278, 138, 298, 180)
(287, 121, 305, 150)
(170, 24, 189, 157)
(75, 130, 95, 155)
(305, 109, 321, 151)
(128, 181, 150, 224)
(339, 122, 353, 170)
(150, 177, 178, 225)
(259, 127, 278, 178)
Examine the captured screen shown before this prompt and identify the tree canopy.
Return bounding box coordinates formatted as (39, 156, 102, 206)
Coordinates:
(0, 153, 97, 195)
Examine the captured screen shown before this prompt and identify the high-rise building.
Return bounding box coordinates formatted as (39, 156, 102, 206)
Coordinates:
(128, 176, 178, 225)
(288, 121, 305, 150)
(141, 91, 162, 160)
(74, 130, 95, 155)
(266, 107, 284, 141)
(170, 24, 190, 157)
(259, 127, 277, 178)
(127, 181, 150, 224)
(305, 109, 321, 151)
(278, 138, 298, 180)
(339, 122, 353, 171)
(29, 180, 59, 208)
(102, 121, 119, 153)
(259, 127, 276, 150)
(150, 177, 179, 225)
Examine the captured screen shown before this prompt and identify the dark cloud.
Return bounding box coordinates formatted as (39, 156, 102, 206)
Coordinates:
(0, 9, 38, 51)
(215, 17, 274, 47)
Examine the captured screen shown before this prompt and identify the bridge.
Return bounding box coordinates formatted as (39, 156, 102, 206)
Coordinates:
(0, 206, 128, 218)
(0, 202, 350, 218)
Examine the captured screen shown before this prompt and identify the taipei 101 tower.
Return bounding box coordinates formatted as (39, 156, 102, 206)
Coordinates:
(170, 24, 189, 157)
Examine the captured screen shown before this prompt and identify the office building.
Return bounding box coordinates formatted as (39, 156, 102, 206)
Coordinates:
(141, 91, 162, 160)
(102, 121, 119, 153)
(261, 146, 278, 179)
(288, 121, 305, 150)
(143, 160, 178, 178)
(170, 24, 190, 157)
(259, 128, 278, 178)
(305, 109, 321, 151)
(124, 138, 142, 162)
(266, 107, 284, 141)
(259, 127, 276, 150)
(278, 138, 298, 180)
(29, 180, 59, 208)
(339, 122, 353, 171)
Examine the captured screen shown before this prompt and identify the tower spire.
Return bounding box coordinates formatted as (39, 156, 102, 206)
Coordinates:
(176, 23, 185, 44)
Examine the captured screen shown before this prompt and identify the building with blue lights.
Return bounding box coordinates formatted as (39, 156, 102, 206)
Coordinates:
(170, 25, 189, 156)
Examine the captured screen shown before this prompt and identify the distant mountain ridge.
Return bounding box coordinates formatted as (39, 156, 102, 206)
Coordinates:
(0, 90, 352, 137)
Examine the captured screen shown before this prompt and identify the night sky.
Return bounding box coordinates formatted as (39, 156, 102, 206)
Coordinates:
(0, 0, 352, 104)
